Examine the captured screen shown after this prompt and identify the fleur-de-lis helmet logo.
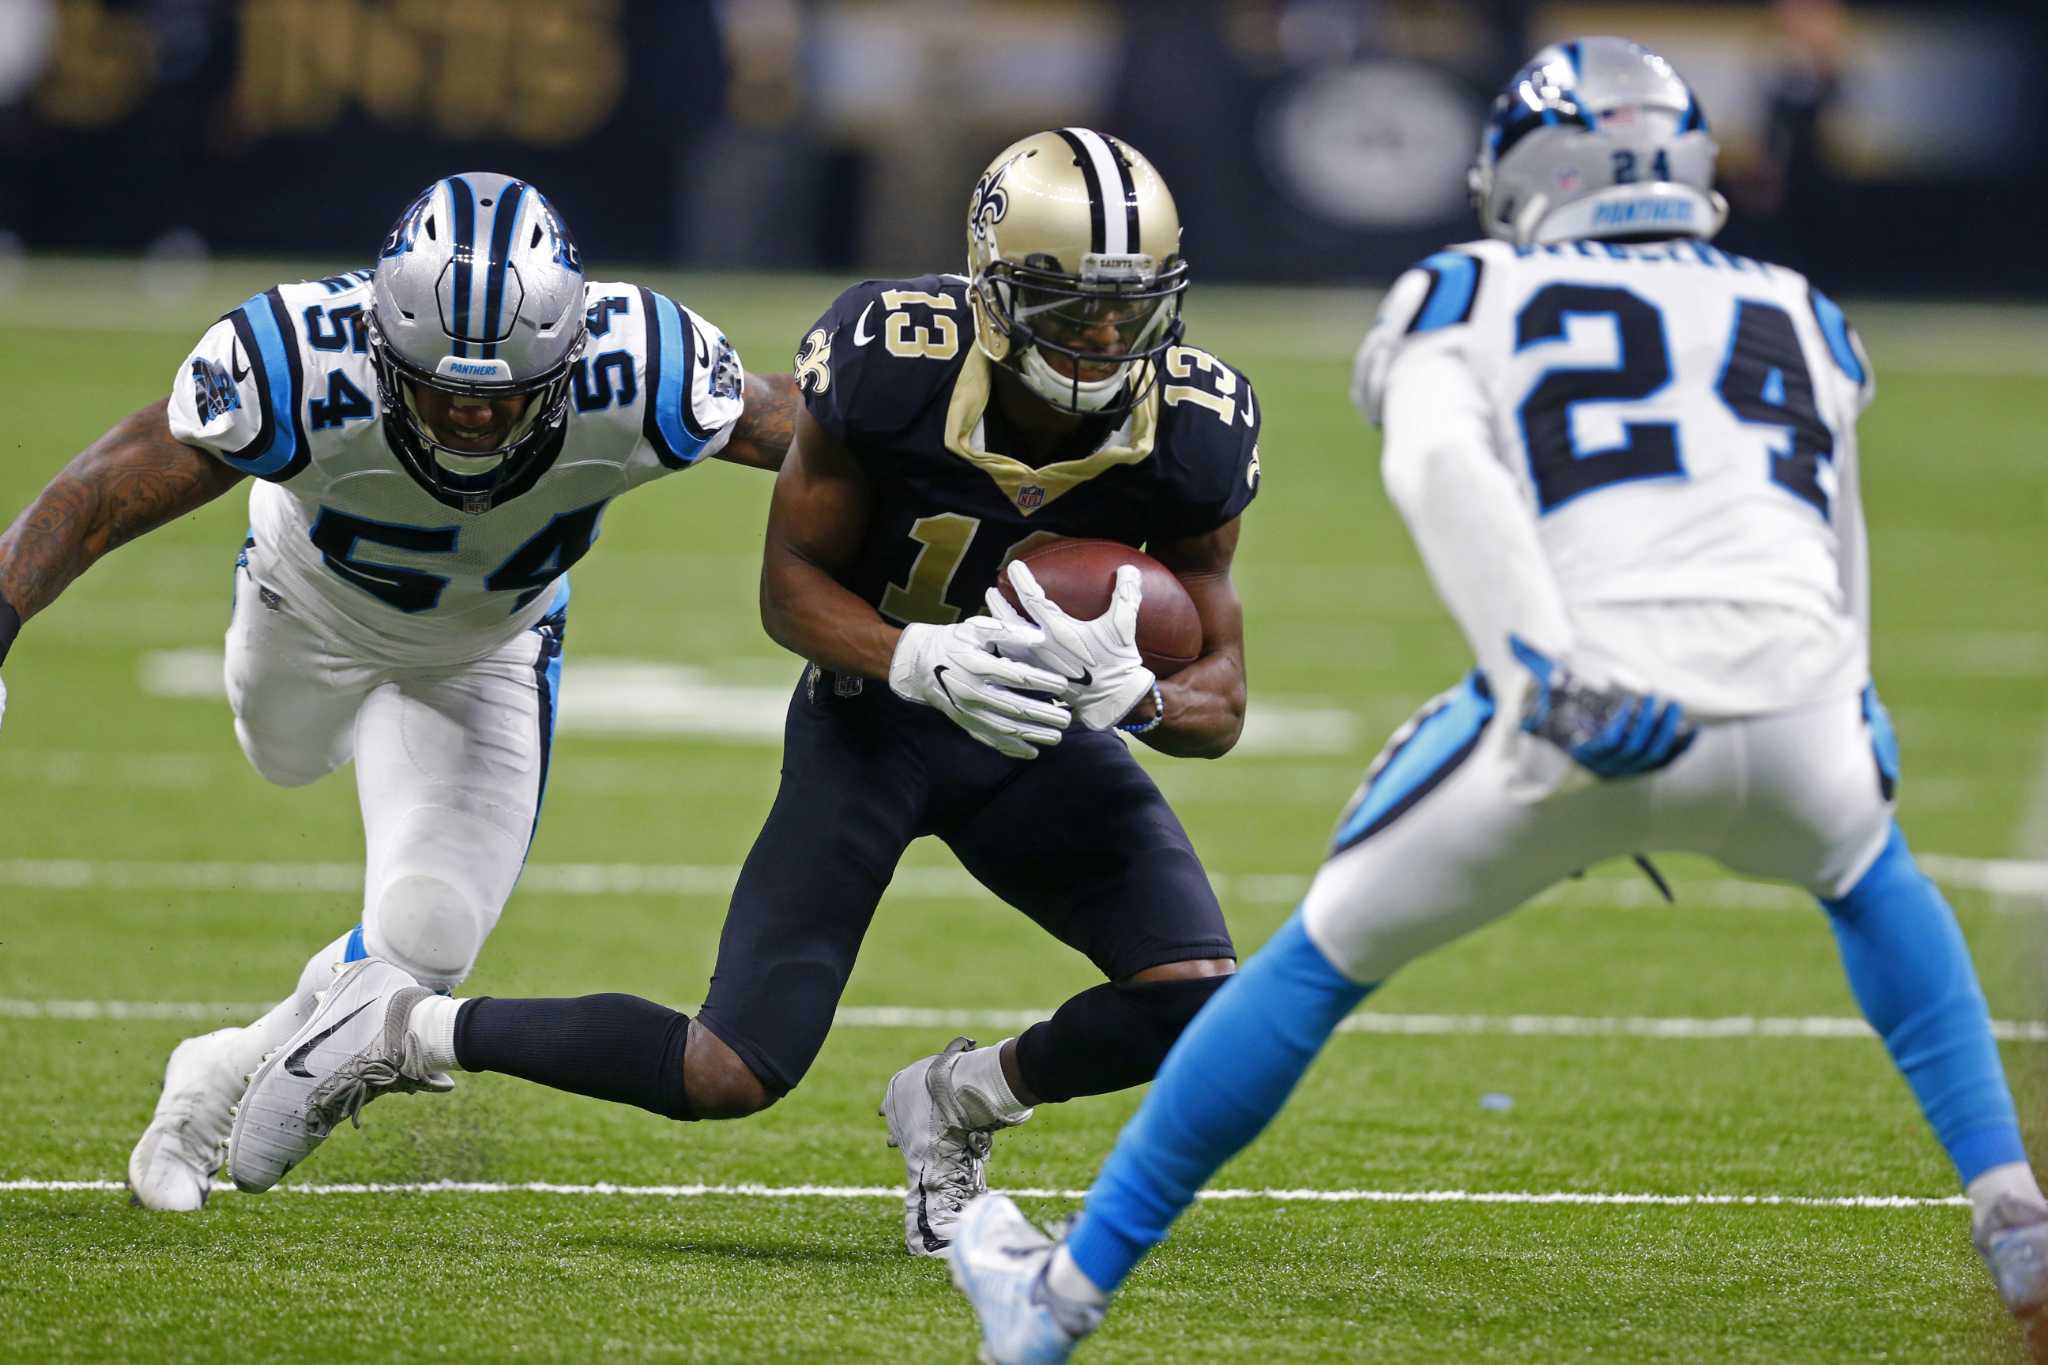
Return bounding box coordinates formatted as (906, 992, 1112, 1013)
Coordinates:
(970, 156, 1020, 246)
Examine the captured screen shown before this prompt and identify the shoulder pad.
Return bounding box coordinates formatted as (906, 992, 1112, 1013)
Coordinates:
(1807, 285, 1875, 412)
(1149, 344, 1261, 541)
(636, 287, 744, 467)
(1351, 246, 1490, 427)
(796, 275, 970, 442)
(173, 288, 313, 482)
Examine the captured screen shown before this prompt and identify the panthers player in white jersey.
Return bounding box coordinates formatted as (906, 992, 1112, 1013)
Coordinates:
(950, 39, 2048, 1362)
(0, 172, 795, 1212)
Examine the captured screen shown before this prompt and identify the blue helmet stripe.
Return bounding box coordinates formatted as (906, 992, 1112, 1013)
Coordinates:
(1562, 41, 1583, 78)
(447, 176, 476, 358)
(480, 180, 526, 360)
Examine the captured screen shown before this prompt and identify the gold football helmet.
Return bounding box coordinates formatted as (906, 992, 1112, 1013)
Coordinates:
(966, 128, 1187, 415)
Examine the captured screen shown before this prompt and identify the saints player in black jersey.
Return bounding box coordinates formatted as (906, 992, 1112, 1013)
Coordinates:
(230, 129, 1264, 1258)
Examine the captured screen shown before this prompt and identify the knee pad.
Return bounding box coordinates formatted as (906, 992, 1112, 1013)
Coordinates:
(234, 718, 341, 789)
(364, 873, 487, 991)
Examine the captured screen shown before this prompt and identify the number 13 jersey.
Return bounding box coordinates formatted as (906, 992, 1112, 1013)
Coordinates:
(166, 271, 744, 663)
(795, 274, 1261, 627)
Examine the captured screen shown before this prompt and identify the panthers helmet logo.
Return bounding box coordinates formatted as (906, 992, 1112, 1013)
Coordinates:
(969, 155, 1019, 247)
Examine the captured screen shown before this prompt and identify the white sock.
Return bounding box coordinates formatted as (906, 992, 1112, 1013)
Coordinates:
(1047, 1244, 1108, 1305)
(950, 1037, 1034, 1127)
(1968, 1161, 2046, 1230)
(406, 993, 463, 1071)
(220, 929, 354, 1079)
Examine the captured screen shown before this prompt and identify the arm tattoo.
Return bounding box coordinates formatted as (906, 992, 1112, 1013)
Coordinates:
(0, 398, 244, 621)
(717, 371, 798, 472)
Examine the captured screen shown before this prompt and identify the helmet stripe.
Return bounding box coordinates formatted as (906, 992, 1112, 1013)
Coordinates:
(446, 175, 476, 358)
(1055, 127, 1112, 255)
(1102, 134, 1141, 257)
(480, 180, 527, 360)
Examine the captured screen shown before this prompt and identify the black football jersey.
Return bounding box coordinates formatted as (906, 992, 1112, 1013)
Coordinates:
(795, 274, 1262, 626)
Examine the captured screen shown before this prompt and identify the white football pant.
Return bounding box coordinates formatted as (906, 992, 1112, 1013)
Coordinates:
(1304, 680, 1893, 982)
(224, 566, 557, 992)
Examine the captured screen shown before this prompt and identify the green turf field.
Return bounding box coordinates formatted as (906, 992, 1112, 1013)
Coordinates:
(1, 260, 2044, 1362)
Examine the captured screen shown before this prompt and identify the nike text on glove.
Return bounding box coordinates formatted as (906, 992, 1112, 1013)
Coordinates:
(985, 560, 1157, 732)
(1510, 634, 1695, 779)
(889, 616, 1072, 759)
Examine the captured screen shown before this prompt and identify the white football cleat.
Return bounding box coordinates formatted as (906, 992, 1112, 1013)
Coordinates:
(127, 1027, 245, 1211)
(880, 1036, 1029, 1256)
(948, 1194, 1103, 1365)
(1976, 1194, 2048, 1333)
(226, 958, 451, 1193)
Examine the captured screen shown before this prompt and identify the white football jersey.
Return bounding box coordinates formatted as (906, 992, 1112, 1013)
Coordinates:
(1356, 237, 1877, 713)
(167, 271, 743, 663)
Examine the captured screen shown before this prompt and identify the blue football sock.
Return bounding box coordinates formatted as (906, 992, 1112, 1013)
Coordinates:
(1821, 823, 2025, 1185)
(1066, 911, 1373, 1293)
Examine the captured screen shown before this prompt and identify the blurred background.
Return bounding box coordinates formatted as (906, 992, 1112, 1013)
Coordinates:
(2, 0, 2045, 296)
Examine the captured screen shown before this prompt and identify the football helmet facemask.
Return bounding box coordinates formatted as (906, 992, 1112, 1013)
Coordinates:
(967, 128, 1187, 417)
(368, 172, 587, 514)
(1469, 36, 1727, 247)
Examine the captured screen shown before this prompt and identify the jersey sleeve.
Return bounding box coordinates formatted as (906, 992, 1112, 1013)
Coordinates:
(635, 289, 745, 468)
(1147, 349, 1263, 542)
(165, 290, 311, 483)
(1807, 286, 1876, 418)
(794, 277, 962, 448)
(1351, 248, 1488, 428)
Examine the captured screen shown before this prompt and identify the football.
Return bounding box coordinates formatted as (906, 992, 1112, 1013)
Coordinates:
(997, 538, 1204, 676)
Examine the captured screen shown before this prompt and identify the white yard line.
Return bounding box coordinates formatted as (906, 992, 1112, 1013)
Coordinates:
(2000, 730, 2048, 916)
(5, 998, 2045, 1041)
(0, 1177, 1968, 1208)
(1, 855, 2041, 906)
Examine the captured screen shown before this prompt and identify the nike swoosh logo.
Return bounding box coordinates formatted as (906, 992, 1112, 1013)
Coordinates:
(1069, 668, 1092, 688)
(852, 300, 876, 347)
(931, 665, 958, 708)
(284, 999, 376, 1078)
(230, 343, 250, 383)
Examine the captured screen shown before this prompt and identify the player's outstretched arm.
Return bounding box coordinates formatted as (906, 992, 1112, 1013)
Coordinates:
(712, 371, 799, 472)
(0, 398, 243, 646)
(1141, 518, 1248, 759)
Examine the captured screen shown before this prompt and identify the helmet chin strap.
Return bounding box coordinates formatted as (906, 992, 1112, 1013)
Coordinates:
(1018, 344, 1128, 413)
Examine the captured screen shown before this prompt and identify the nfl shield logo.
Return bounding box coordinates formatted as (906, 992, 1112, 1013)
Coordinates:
(1016, 484, 1046, 511)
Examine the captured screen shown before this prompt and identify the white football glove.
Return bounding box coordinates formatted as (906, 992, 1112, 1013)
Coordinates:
(986, 560, 1156, 732)
(888, 615, 1072, 759)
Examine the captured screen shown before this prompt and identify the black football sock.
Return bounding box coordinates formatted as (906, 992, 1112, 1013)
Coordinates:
(1013, 974, 1228, 1103)
(454, 993, 695, 1120)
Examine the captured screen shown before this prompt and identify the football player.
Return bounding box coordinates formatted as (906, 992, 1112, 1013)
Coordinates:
(222, 130, 1263, 1257)
(948, 39, 2048, 1362)
(0, 173, 797, 1212)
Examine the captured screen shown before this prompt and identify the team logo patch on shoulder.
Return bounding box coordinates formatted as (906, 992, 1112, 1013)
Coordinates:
(190, 356, 242, 423)
(709, 336, 743, 402)
(795, 327, 832, 395)
(1246, 445, 1261, 490)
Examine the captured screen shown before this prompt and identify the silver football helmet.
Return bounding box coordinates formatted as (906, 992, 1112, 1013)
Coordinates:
(368, 173, 587, 513)
(1468, 37, 1727, 247)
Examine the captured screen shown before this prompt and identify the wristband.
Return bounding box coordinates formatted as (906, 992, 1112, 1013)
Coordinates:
(1116, 680, 1166, 736)
(0, 593, 19, 667)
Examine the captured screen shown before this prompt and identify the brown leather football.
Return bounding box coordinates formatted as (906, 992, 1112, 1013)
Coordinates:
(997, 538, 1204, 677)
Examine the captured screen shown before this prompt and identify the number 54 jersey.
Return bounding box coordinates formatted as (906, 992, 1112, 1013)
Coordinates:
(1354, 238, 1877, 714)
(166, 271, 743, 663)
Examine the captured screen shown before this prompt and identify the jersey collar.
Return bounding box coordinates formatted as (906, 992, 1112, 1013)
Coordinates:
(943, 347, 1158, 516)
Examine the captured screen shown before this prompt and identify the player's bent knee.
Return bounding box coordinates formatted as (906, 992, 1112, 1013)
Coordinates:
(1129, 957, 1236, 984)
(365, 873, 487, 992)
(682, 1021, 778, 1120)
(234, 720, 337, 789)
